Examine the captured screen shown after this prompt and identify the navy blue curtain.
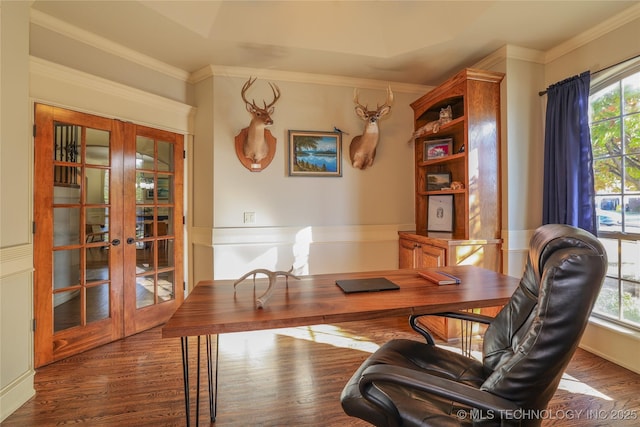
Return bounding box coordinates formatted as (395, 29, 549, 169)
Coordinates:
(543, 71, 597, 234)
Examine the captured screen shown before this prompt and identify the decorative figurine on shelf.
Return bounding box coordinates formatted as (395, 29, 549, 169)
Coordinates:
(349, 86, 394, 170)
(450, 181, 464, 190)
(234, 267, 300, 308)
(235, 77, 281, 172)
(407, 105, 453, 142)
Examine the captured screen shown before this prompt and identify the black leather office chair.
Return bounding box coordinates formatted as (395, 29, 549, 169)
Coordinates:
(341, 224, 607, 426)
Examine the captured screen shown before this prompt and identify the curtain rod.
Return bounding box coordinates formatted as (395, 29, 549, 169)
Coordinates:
(538, 53, 640, 96)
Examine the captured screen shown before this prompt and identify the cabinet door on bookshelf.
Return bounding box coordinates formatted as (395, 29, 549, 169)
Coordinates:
(398, 238, 417, 269)
(398, 237, 445, 269)
(418, 244, 445, 268)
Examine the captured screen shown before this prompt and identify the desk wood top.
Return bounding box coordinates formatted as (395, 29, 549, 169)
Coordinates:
(162, 266, 519, 338)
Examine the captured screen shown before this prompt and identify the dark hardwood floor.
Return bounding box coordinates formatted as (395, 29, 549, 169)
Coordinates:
(2, 317, 639, 426)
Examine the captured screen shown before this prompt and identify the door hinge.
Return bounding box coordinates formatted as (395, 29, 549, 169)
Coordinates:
(32, 319, 36, 331)
(33, 125, 37, 137)
(32, 222, 36, 234)
(182, 216, 185, 225)
(183, 150, 186, 159)
(184, 281, 187, 291)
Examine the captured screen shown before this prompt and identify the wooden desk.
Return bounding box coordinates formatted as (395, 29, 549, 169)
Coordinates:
(162, 266, 519, 425)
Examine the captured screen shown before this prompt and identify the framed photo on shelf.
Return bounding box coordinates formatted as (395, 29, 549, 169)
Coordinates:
(427, 172, 451, 191)
(424, 138, 453, 160)
(427, 195, 454, 232)
(288, 130, 342, 177)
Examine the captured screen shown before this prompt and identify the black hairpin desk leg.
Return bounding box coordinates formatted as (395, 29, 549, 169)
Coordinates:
(181, 335, 219, 425)
(180, 337, 191, 427)
(207, 335, 218, 422)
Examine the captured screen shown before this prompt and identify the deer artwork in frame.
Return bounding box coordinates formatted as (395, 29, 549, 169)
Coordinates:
(349, 86, 393, 170)
(235, 77, 281, 171)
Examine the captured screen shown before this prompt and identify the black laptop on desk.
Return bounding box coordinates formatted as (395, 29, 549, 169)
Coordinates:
(335, 277, 400, 294)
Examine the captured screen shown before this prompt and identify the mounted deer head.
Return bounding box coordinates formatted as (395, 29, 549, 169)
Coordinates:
(240, 77, 281, 164)
(349, 86, 393, 169)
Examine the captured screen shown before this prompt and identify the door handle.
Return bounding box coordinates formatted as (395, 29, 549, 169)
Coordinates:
(111, 239, 121, 246)
(126, 237, 135, 245)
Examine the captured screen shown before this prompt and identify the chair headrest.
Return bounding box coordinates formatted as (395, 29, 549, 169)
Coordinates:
(526, 224, 605, 296)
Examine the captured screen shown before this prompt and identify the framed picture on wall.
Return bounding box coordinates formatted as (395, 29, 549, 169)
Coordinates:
(427, 195, 454, 232)
(288, 130, 342, 177)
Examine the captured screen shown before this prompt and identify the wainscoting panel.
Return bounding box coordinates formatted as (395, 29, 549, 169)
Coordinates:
(212, 224, 413, 279)
(0, 244, 35, 422)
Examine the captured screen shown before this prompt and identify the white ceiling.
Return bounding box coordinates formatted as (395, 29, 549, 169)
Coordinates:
(30, 0, 640, 86)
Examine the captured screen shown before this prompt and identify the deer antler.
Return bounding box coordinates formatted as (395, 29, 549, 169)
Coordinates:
(353, 88, 367, 110)
(234, 267, 300, 308)
(241, 77, 281, 111)
(353, 86, 394, 112)
(377, 86, 394, 110)
(263, 82, 281, 110)
(241, 76, 259, 109)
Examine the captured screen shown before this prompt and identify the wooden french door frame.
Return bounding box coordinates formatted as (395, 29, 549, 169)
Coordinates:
(123, 124, 184, 336)
(33, 104, 184, 367)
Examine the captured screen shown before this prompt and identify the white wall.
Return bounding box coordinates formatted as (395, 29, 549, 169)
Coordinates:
(29, 9, 192, 105)
(194, 71, 424, 280)
(502, 54, 546, 277)
(474, 19, 640, 372)
(544, 16, 640, 87)
(0, 52, 195, 424)
(0, 2, 35, 421)
(544, 15, 640, 374)
(473, 46, 546, 278)
(3, 3, 639, 422)
(190, 75, 215, 284)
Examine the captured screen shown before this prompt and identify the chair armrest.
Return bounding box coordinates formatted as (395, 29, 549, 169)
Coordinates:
(410, 311, 494, 343)
(359, 364, 519, 416)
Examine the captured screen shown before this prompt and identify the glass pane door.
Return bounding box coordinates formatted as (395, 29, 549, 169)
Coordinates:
(134, 135, 176, 308)
(34, 104, 124, 367)
(34, 104, 183, 366)
(124, 124, 183, 336)
(52, 124, 113, 331)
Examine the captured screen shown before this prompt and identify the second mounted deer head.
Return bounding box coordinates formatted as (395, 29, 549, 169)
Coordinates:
(349, 86, 393, 169)
(235, 77, 281, 171)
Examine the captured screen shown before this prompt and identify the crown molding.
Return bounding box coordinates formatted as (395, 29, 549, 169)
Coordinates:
(474, 45, 546, 70)
(31, 3, 639, 91)
(30, 57, 194, 115)
(544, 3, 640, 63)
(30, 9, 190, 82)
(31, 8, 428, 93)
(190, 64, 431, 94)
(30, 56, 196, 133)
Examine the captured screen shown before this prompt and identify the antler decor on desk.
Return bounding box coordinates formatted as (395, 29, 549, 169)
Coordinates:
(233, 268, 300, 308)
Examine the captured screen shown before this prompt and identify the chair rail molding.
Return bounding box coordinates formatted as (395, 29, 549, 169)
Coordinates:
(0, 244, 33, 279)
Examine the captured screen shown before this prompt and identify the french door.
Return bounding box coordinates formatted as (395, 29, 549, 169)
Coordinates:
(33, 104, 183, 367)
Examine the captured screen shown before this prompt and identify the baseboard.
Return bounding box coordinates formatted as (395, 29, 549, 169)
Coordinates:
(0, 370, 35, 422)
(579, 318, 640, 374)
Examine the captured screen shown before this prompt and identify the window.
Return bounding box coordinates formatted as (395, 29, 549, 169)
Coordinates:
(589, 66, 640, 329)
